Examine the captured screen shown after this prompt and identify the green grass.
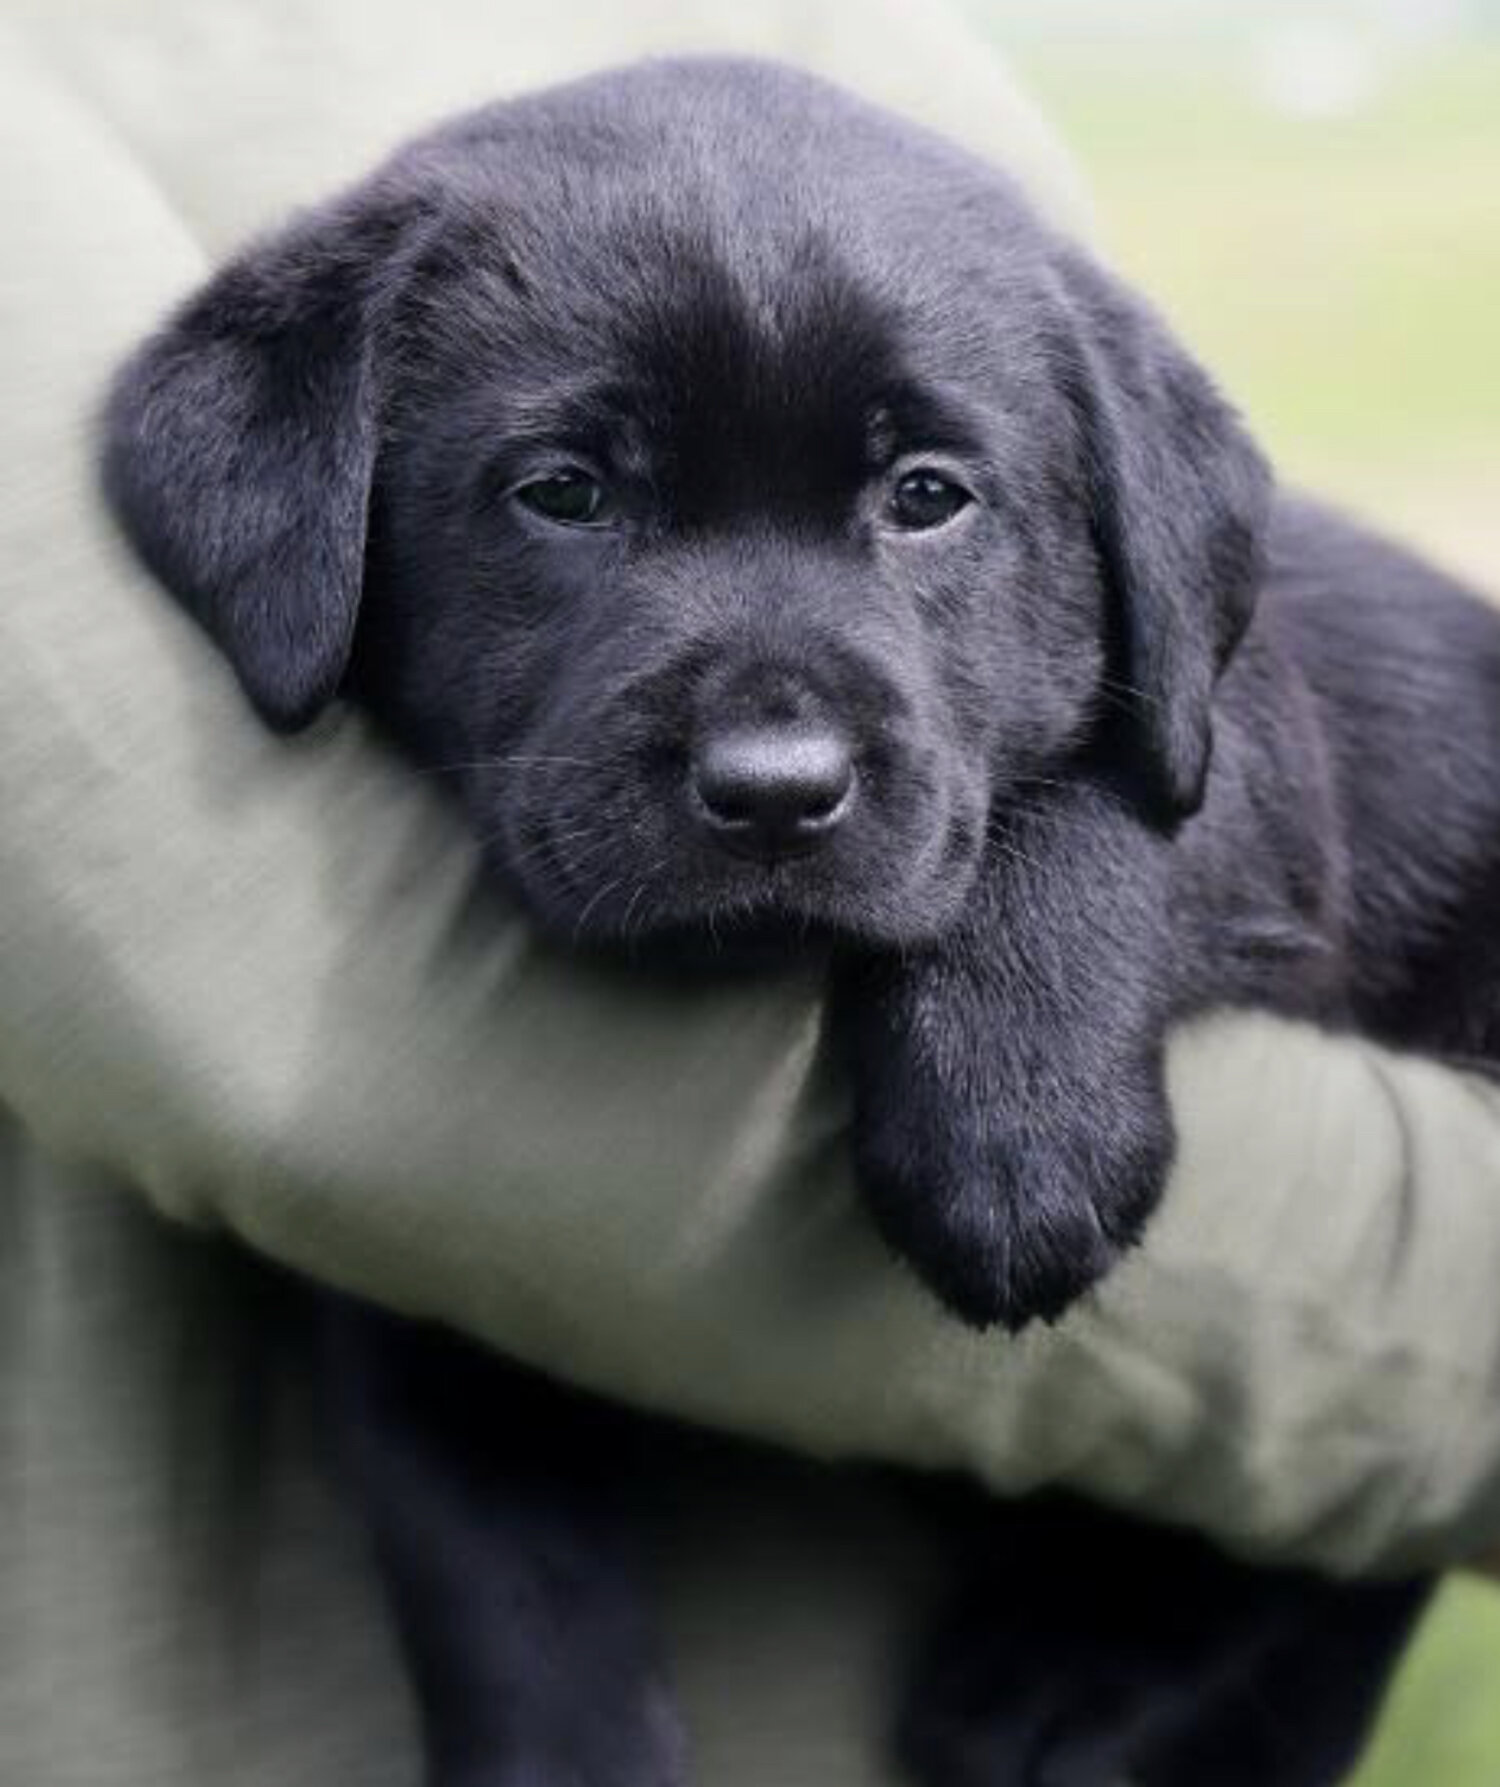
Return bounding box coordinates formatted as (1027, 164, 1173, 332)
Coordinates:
(1352, 1577, 1500, 1786)
(997, 37, 1500, 585)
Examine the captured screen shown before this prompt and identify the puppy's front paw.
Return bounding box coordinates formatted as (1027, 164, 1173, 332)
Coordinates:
(855, 1097, 1172, 1331)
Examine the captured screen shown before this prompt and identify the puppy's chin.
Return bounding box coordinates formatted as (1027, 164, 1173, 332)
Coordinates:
(527, 907, 875, 982)
(481, 794, 988, 964)
(503, 861, 975, 969)
(596, 920, 835, 982)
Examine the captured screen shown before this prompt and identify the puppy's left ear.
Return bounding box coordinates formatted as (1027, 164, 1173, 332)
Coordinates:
(102, 188, 416, 731)
(1050, 244, 1272, 822)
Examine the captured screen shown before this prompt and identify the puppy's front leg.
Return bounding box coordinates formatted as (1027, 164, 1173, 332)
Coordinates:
(842, 789, 1176, 1330)
(320, 1294, 686, 1787)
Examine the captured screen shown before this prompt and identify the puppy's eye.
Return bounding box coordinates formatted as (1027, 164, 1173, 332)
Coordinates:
(515, 468, 610, 528)
(886, 469, 972, 532)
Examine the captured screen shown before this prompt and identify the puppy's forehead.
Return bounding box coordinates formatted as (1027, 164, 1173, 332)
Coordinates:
(396, 57, 1050, 399)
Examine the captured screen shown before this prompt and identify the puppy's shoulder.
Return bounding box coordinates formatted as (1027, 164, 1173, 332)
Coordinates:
(1263, 491, 1499, 642)
(1249, 491, 1500, 803)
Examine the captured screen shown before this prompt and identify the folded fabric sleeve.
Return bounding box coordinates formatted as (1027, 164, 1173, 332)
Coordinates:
(5, 0, 1500, 1601)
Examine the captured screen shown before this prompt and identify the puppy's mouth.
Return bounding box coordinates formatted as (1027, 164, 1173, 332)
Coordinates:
(530, 845, 882, 951)
(492, 793, 980, 962)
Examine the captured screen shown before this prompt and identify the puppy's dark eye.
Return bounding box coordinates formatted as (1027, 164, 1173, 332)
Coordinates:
(515, 468, 610, 527)
(886, 469, 972, 532)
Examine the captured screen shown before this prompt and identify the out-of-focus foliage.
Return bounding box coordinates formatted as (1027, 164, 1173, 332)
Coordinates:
(1352, 1578, 1500, 1786)
(968, 2, 1500, 588)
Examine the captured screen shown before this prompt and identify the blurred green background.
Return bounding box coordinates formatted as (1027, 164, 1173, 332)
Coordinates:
(970, 0, 1500, 592)
(962, 4, 1499, 1781)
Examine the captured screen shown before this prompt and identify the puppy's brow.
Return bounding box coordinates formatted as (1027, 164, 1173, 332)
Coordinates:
(866, 383, 991, 466)
(499, 376, 632, 434)
(610, 418, 656, 485)
(866, 404, 899, 466)
(479, 378, 651, 473)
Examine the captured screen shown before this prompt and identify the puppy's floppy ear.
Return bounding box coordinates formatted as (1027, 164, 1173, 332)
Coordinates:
(1050, 244, 1272, 821)
(102, 187, 417, 731)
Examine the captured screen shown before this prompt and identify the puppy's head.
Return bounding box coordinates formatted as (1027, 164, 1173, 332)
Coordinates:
(104, 59, 1269, 950)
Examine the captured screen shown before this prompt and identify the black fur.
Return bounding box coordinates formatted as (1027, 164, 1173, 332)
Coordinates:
(103, 58, 1499, 1787)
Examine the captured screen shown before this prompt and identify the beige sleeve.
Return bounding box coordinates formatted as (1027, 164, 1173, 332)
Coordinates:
(4, 0, 1500, 1587)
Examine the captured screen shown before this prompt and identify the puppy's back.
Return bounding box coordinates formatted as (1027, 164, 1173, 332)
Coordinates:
(1265, 495, 1500, 1051)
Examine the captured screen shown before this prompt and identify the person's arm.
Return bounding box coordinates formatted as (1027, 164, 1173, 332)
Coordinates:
(5, 0, 1500, 1581)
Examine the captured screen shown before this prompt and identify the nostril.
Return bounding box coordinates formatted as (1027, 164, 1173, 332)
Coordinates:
(699, 784, 758, 827)
(799, 781, 846, 823)
(692, 726, 856, 856)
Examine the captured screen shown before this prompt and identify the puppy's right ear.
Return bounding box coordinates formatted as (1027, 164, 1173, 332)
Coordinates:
(102, 190, 415, 730)
(1047, 242, 1271, 824)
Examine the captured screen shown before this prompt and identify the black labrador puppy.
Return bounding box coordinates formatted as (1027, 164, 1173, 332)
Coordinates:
(103, 57, 1498, 1787)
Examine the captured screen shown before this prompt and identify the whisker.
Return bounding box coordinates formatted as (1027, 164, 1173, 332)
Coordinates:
(572, 873, 628, 941)
(620, 857, 669, 945)
(1009, 773, 1076, 794)
(986, 834, 1051, 878)
(416, 753, 602, 778)
(471, 819, 603, 867)
(1095, 673, 1165, 712)
(983, 814, 1051, 878)
(999, 801, 1099, 842)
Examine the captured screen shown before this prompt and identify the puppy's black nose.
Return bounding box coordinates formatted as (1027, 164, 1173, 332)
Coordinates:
(692, 726, 856, 860)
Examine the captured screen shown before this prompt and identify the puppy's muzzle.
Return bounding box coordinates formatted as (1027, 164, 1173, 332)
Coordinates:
(690, 724, 856, 862)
